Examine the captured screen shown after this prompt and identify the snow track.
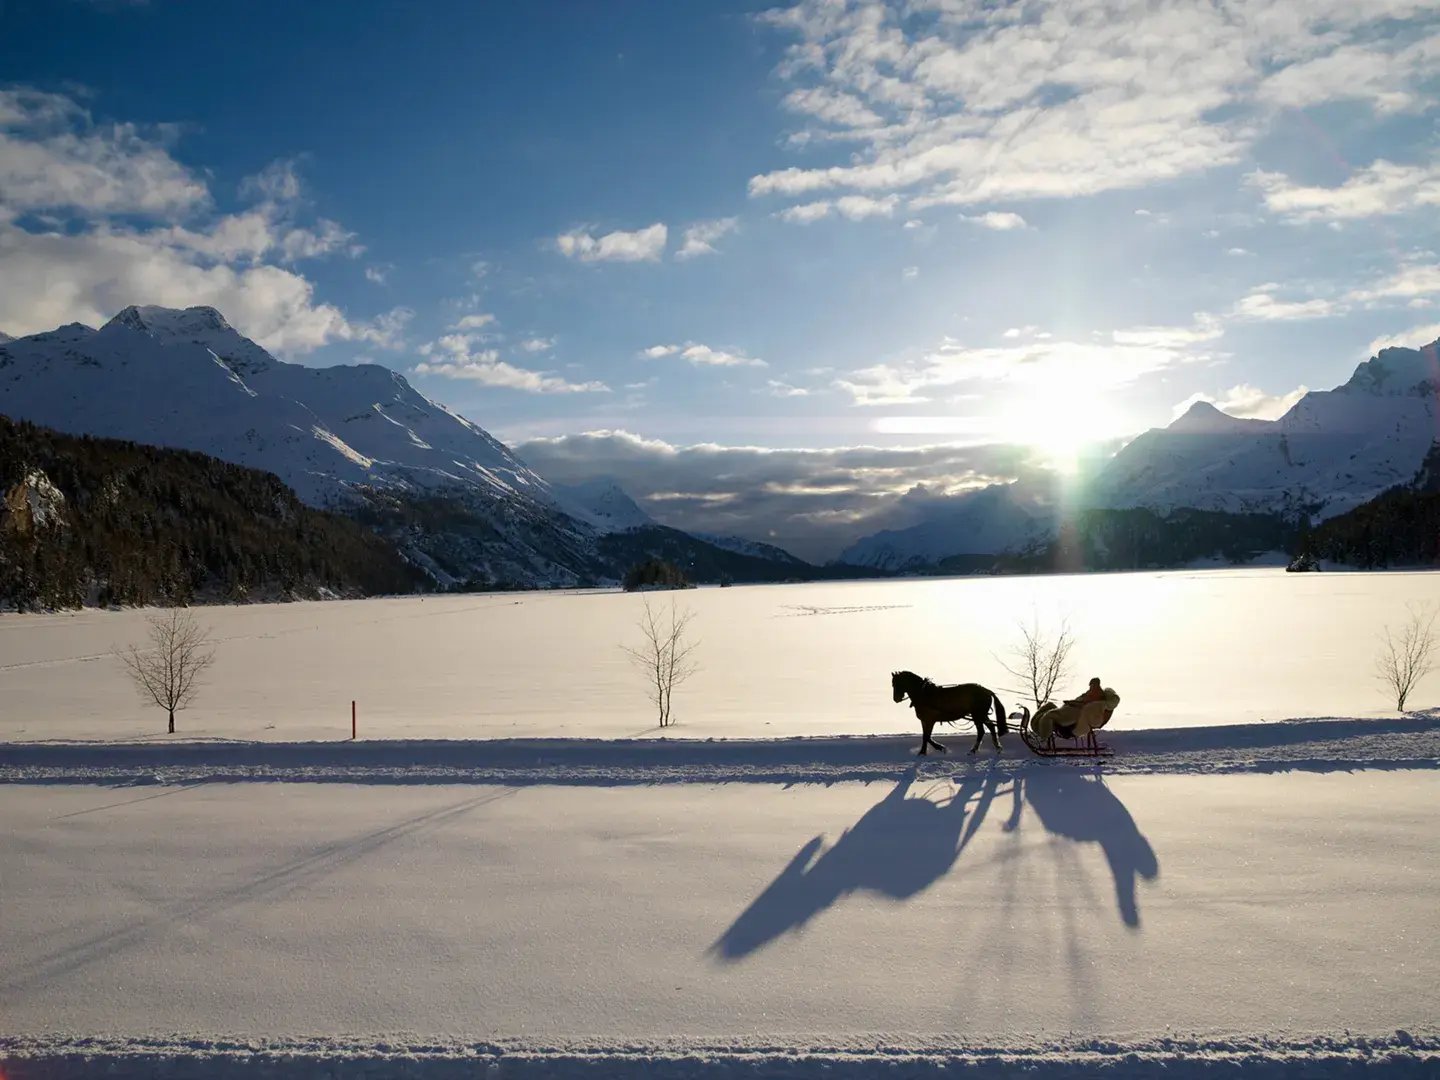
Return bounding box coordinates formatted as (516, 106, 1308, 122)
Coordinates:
(4, 1033, 1437, 1078)
(3, 714, 1437, 787)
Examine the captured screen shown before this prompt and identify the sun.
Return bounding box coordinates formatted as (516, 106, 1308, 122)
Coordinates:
(997, 388, 1128, 474)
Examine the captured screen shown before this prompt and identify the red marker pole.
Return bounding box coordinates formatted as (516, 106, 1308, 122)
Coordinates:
(351, 700, 356, 741)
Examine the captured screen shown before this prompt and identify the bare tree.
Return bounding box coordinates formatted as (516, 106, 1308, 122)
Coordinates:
(118, 608, 216, 733)
(1375, 603, 1438, 711)
(621, 594, 699, 727)
(996, 612, 1076, 710)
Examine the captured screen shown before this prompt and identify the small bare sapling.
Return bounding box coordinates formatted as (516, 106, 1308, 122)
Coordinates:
(118, 607, 216, 733)
(622, 594, 699, 727)
(1375, 603, 1438, 711)
(997, 612, 1075, 710)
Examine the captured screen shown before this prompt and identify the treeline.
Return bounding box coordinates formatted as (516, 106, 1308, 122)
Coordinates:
(1306, 489, 1440, 568)
(996, 507, 1299, 573)
(0, 416, 428, 610)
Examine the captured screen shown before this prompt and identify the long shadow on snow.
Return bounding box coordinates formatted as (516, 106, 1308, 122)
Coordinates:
(709, 766, 1011, 962)
(710, 762, 1160, 961)
(1017, 767, 1159, 929)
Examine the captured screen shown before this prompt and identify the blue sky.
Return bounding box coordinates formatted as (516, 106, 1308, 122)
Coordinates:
(3, 0, 1440, 557)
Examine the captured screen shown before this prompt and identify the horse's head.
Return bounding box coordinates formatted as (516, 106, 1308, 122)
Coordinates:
(890, 670, 912, 703)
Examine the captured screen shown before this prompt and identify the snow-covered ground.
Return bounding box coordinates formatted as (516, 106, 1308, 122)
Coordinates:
(3, 570, 1438, 1076)
(4, 568, 1440, 743)
(3, 765, 1437, 1076)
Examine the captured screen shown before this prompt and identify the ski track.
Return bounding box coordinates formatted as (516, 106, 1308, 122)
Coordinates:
(3, 1033, 1436, 1078)
(1, 714, 1436, 787)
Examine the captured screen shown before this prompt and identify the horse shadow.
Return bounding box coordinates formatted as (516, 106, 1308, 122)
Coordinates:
(1019, 767, 1159, 929)
(709, 767, 1009, 962)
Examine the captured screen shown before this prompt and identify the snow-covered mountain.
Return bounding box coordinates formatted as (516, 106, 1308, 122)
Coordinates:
(0, 306, 550, 508)
(837, 339, 1440, 570)
(0, 308, 618, 585)
(0, 306, 832, 589)
(1092, 341, 1440, 519)
(549, 477, 657, 533)
(838, 483, 1056, 570)
(691, 532, 809, 565)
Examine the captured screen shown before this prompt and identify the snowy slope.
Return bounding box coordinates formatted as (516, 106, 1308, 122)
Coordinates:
(0, 306, 553, 508)
(549, 477, 657, 532)
(1093, 341, 1440, 518)
(0, 307, 621, 585)
(692, 531, 809, 565)
(838, 483, 1055, 569)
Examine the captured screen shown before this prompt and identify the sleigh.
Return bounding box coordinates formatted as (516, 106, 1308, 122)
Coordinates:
(1013, 688, 1120, 757)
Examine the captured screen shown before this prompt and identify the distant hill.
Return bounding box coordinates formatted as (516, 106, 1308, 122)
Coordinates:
(0, 415, 429, 610)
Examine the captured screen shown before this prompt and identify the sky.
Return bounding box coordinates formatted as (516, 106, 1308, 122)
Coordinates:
(3, 0, 1440, 558)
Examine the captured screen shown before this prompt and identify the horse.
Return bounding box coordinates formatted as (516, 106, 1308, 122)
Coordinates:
(890, 670, 1008, 756)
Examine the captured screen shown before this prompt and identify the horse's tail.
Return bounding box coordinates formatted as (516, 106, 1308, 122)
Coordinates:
(992, 691, 1008, 736)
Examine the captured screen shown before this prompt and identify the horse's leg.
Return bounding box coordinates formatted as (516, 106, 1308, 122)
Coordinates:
(969, 718, 984, 754)
(918, 717, 933, 756)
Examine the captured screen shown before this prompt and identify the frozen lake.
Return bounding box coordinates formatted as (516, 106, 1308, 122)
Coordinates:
(2, 567, 1438, 743)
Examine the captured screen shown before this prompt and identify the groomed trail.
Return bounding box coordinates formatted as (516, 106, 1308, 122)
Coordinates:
(2, 713, 1438, 787)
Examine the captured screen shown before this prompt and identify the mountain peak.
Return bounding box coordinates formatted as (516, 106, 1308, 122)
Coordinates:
(1167, 398, 1269, 434)
(548, 476, 654, 533)
(1339, 340, 1440, 397)
(106, 305, 235, 338)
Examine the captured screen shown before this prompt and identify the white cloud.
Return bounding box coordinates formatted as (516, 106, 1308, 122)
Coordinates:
(749, 1, 1440, 218)
(0, 88, 208, 217)
(902, 266, 919, 280)
(835, 317, 1221, 407)
(1231, 287, 1340, 321)
(1110, 315, 1223, 348)
(778, 201, 834, 224)
(1365, 323, 1440, 354)
(783, 86, 884, 129)
(959, 211, 1027, 230)
(643, 341, 766, 368)
(766, 380, 812, 397)
(778, 195, 898, 223)
(1173, 384, 1310, 422)
(519, 337, 555, 353)
(0, 221, 395, 354)
(451, 313, 497, 331)
(364, 265, 390, 284)
(515, 429, 1043, 561)
(1256, 33, 1440, 115)
(556, 223, 667, 262)
(1347, 263, 1440, 304)
(1248, 160, 1440, 222)
(0, 89, 386, 356)
(413, 334, 606, 393)
(239, 159, 303, 204)
(834, 194, 899, 220)
(675, 217, 738, 260)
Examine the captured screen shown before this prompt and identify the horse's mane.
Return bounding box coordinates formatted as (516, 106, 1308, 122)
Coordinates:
(892, 670, 939, 693)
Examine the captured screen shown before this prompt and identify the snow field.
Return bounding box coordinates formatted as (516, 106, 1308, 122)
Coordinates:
(2, 770, 1438, 1077)
(5, 569, 1440, 745)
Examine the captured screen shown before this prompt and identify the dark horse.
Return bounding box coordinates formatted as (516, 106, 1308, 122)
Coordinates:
(891, 670, 1008, 756)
